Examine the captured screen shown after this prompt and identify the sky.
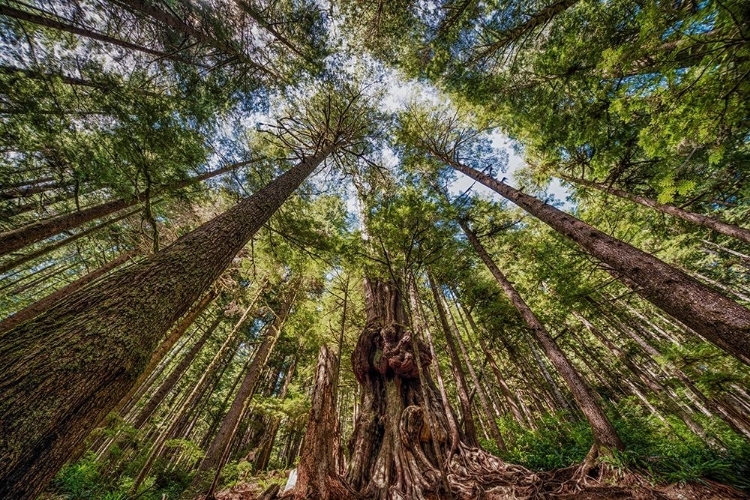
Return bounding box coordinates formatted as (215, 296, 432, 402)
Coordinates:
(354, 72, 574, 218)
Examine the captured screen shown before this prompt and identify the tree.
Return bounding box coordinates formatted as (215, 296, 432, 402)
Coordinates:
(0, 129, 334, 499)
(399, 106, 750, 366)
(458, 219, 624, 459)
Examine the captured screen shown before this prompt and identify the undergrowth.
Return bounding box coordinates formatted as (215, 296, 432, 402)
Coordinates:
(46, 400, 749, 499)
(487, 398, 750, 491)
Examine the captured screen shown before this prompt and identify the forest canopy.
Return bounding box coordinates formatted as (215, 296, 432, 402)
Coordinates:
(0, 0, 749, 499)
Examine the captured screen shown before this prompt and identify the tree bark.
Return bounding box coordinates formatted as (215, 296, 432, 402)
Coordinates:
(459, 222, 624, 456)
(0, 179, 75, 201)
(286, 345, 349, 500)
(0, 204, 143, 275)
(0, 250, 137, 334)
(0, 148, 331, 500)
(444, 157, 750, 365)
(116, 288, 220, 416)
(560, 174, 750, 244)
(0, 162, 246, 257)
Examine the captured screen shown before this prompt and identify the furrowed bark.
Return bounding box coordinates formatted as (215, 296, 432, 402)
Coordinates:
(286, 345, 348, 500)
(0, 148, 331, 500)
(116, 288, 219, 415)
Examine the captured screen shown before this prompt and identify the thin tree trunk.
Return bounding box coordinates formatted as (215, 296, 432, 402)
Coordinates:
(0, 148, 331, 500)
(117, 288, 220, 419)
(0, 204, 144, 275)
(0, 179, 75, 201)
(0, 162, 246, 257)
(255, 358, 296, 471)
(188, 281, 300, 496)
(0, 4, 200, 66)
(526, 337, 571, 413)
(132, 313, 223, 428)
(443, 157, 750, 365)
(1, 187, 92, 218)
(130, 299, 259, 491)
(428, 272, 480, 448)
(111, 0, 276, 77)
(445, 291, 506, 451)
(475, 0, 579, 60)
(4, 262, 77, 297)
(560, 174, 750, 244)
(459, 222, 624, 456)
(458, 301, 528, 427)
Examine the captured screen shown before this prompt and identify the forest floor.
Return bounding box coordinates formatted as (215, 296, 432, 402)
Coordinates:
(208, 468, 750, 500)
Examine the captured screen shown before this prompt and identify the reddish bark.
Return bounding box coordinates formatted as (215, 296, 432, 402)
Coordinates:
(285, 345, 350, 500)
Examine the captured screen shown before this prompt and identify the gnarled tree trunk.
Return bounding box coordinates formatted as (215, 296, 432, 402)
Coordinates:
(292, 277, 537, 499)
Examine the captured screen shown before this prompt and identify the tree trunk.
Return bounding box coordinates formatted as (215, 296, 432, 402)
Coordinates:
(255, 358, 296, 471)
(0, 148, 331, 500)
(0, 204, 144, 275)
(459, 222, 624, 457)
(445, 290, 506, 451)
(445, 157, 750, 365)
(112, 0, 278, 78)
(0, 179, 75, 201)
(189, 281, 300, 496)
(560, 174, 750, 244)
(0, 162, 246, 257)
(428, 273, 481, 448)
(345, 278, 447, 499)
(458, 303, 528, 427)
(0, 250, 137, 334)
(475, 0, 580, 59)
(285, 345, 349, 499)
(130, 298, 259, 491)
(1, 188, 90, 218)
(117, 288, 220, 421)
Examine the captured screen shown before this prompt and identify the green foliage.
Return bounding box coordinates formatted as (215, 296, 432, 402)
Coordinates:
(490, 403, 750, 490)
(50, 450, 194, 500)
